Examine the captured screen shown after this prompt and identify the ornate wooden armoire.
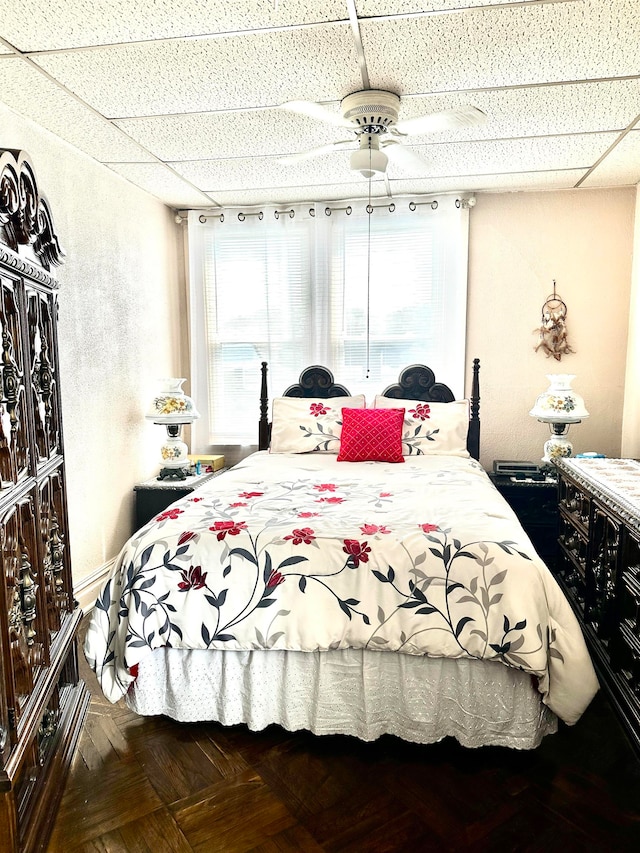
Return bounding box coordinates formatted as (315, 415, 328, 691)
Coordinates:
(0, 149, 89, 852)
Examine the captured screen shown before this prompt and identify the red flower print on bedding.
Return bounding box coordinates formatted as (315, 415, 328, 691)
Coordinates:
(309, 402, 330, 417)
(178, 531, 197, 546)
(156, 507, 183, 521)
(266, 569, 285, 588)
(343, 539, 371, 568)
(298, 511, 320, 518)
(409, 403, 431, 420)
(284, 527, 316, 545)
(420, 523, 439, 534)
(360, 524, 391, 535)
(314, 483, 337, 492)
(210, 520, 248, 540)
(178, 565, 207, 591)
(316, 496, 344, 504)
(229, 502, 248, 508)
(238, 491, 264, 499)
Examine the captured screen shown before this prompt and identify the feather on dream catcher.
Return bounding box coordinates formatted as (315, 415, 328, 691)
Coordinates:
(534, 281, 574, 361)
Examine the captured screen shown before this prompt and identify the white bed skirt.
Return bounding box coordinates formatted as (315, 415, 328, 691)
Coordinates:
(126, 649, 558, 750)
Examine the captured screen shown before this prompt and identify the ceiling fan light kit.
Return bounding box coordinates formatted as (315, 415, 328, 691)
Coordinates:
(350, 135, 389, 178)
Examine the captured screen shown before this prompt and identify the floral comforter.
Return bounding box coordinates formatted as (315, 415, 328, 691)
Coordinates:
(85, 452, 598, 723)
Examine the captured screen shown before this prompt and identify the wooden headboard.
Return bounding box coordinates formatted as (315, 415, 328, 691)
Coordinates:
(258, 359, 481, 460)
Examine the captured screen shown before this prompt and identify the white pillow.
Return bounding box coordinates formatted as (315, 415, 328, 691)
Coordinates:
(270, 395, 366, 453)
(373, 395, 470, 457)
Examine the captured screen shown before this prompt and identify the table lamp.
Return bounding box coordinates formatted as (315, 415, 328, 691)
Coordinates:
(146, 379, 200, 480)
(529, 374, 588, 464)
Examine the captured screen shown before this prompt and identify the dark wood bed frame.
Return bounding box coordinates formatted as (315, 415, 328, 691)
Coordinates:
(258, 359, 481, 460)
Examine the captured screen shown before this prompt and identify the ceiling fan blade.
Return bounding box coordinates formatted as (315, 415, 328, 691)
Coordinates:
(279, 100, 354, 128)
(382, 140, 430, 173)
(394, 105, 487, 136)
(277, 139, 355, 165)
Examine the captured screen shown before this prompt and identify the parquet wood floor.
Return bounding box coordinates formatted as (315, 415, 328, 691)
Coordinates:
(48, 623, 640, 853)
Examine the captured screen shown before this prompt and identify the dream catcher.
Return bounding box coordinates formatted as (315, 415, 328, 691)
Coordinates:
(534, 281, 574, 361)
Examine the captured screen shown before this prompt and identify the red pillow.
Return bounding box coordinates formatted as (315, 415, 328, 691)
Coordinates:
(337, 407, 405, 463)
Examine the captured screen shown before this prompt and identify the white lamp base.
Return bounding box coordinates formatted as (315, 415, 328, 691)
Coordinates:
(542, 434, 573, 464)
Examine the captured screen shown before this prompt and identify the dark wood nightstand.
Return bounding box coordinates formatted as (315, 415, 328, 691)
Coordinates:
(134, 468, 227, 529)
(489, 471, 559, 567)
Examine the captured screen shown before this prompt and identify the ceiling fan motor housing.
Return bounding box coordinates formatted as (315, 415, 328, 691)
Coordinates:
(341, 89, 401, 134)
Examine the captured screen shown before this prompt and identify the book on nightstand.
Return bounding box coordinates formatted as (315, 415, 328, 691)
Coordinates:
(187, 453, 225, 472)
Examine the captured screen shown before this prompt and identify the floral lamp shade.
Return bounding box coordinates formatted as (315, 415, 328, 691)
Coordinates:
(146, 379, 200, 479)
(146, 378, 200, 424)
(529, 374, 588, 464)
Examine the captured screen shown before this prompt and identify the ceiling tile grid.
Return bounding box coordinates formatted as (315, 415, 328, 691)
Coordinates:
(360, 1, 640, 94)
(30, 26, 360, 118)
(581, 129, 640, 188)
(0, 58, 156, 162)
(0, 0, 637, 208)
(106, 162, 215, 207)
(0, 0, 348, 51)
(406, 132, 622, 178)
(113, 108, 350, 162)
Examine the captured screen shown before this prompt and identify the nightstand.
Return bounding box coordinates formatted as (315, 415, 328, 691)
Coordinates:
(489, 471, 559, 567)
(134, 467, 227, 529)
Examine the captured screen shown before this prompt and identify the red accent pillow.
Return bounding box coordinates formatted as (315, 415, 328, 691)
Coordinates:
(337, 407, 405, 463)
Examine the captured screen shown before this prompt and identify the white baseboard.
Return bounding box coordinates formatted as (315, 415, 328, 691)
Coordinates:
(74, 558, 115, 613)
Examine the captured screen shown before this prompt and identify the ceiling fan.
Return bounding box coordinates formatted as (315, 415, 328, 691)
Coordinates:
(277, 89, 486, 178)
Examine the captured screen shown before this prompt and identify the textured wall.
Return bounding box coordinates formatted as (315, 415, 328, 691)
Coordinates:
(467, 187, 635, 470)
(622, 186, 640, 458)
(1, 103, 186, 583)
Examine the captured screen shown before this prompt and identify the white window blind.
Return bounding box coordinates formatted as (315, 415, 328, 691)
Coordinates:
(188, 199, 469, 448)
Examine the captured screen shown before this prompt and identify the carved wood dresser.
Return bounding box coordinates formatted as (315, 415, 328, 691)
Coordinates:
(0, 149, 89, 852)
(556, 457, 640, 758)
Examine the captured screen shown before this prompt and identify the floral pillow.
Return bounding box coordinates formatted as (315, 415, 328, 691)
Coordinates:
(373, 395, 470, 457)
(270, 395, 366, 453)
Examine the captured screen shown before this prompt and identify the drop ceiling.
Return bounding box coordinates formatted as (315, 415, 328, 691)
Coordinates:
(0, 0, 638, 210)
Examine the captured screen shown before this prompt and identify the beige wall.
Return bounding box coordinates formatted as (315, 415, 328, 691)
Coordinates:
(1, 103, 187, 585)
(622, 186, 640, 457)
(468, 187, 636, 470)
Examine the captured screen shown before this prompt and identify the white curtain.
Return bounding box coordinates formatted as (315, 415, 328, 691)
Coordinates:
(188, 198, 469, 448)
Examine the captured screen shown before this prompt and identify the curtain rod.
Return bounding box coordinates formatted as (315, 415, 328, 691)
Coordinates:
(193, 196, 475, 223)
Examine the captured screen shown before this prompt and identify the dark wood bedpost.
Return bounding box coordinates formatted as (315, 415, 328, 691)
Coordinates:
(259, 361, 269, 450)
(468, 358, 481, 461)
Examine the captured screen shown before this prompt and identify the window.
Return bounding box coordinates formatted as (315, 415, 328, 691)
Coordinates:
(188, 198, 469, 447)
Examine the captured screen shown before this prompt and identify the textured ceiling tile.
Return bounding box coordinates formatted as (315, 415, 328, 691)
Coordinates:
(2, 0, 637, 205)
(362, 1, 640, 94)
(107, 162, 215, 206)
(0, 0, 348, 51)
(396, 80, 640, 142)
(389, 171, 587, 195)
(210, 170, 586, 207)
(113, 108, 348, 161)
(357, 0, 540, 13)
(207, 182, 393, 208)
(113, 79, 640, 166)
(580, 129, 640, 187)
(0, 45, 15, 55)
(0, 58, 155, 161)
(170, 150, 357, 192)
(31, 26, 360, 118)
(404, 133, 620, 178)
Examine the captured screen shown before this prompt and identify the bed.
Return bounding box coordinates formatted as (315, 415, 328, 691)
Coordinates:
(84, 361, 598, 750)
